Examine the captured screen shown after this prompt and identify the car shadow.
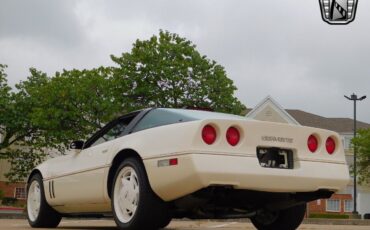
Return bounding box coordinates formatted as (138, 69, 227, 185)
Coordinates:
(57, 228, 117, 230)
(57, 227, 173, 230)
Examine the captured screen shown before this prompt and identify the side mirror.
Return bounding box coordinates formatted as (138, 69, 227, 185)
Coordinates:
(70, 140, 84, 150)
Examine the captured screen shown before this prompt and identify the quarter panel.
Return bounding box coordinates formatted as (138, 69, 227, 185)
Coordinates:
(47, 167, 108, 206)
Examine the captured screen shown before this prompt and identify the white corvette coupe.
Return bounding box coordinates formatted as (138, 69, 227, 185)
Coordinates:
(26, 108, 350, 230)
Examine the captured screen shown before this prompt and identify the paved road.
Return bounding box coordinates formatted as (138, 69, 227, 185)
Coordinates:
(1, 219, 369, 230)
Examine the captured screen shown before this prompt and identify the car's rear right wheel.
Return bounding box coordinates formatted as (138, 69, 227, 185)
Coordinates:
(251, 204, 306, 230)
(111, 157, 169, 230)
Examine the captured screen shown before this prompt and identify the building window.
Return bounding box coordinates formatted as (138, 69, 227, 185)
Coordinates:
(14, 187, 26, 199)
(344, 136, 352, 150)
(344, 200, 353, 212)
(326, 199, 340, 212)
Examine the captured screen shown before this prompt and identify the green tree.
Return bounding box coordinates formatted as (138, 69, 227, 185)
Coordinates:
(0, 64, 36, 157)
(0, 64, 10, 151)
(351, 128, 370, 184)
(0, 66, 47, 181)
(0, 64, 13, 156)
(111, 30, 245, 114)
(21, 67, 124, 150)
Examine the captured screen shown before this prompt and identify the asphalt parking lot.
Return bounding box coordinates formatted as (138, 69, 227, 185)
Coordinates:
(1, 219, 370, 230)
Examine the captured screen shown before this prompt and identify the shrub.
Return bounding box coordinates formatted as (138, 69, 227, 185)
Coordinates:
(1, 197, 18, 206)
(309, 213, 350, 219)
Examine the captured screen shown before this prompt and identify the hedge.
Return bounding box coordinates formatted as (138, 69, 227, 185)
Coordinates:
(309, 213, 350, 219)
(1, 197, 18, 206)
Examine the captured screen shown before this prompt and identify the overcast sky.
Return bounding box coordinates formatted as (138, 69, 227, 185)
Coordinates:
(1, 0, 369, 123)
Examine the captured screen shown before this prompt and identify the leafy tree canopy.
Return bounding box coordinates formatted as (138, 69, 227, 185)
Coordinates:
(352, 128, 370, 184)
(0, 66, 47, 181)
(0, 64, 36, 157)
(25, 67, 123, 149)
(111, 30, 245, 114)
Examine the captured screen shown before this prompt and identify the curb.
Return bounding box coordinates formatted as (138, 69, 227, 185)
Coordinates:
(0, 212, 26, 219)
(303, 218, 370, 226)
(0, 207, 24, 211)
(193, 218, 370, 225)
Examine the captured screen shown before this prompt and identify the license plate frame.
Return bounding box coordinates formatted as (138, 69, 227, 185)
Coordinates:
(256, 147, 294, 169)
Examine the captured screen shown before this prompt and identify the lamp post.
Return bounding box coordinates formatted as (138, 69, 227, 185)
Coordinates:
(344, 93, 366, 215)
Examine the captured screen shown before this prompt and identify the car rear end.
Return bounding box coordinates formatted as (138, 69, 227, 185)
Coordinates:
(143, 118, 350, 201)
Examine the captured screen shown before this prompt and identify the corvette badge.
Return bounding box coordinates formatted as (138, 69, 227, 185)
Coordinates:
(319, 0, 359, 25)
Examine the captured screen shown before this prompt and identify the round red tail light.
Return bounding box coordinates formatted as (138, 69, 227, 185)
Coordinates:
(307, 135, 318, 153)
(226, 127, 240, 146)
(326, 137, 336, 154)
(202, 125, 217, 145)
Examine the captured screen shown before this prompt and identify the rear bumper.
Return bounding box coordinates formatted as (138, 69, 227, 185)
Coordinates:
(144, 153, 350, 201)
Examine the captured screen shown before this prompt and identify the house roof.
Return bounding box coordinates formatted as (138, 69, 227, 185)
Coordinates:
(285, 109, 370, 133)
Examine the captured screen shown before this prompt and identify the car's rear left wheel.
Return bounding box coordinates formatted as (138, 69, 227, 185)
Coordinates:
(112, 158, 169, 230)
(158, 212, 172, 229)
(251, 204, 306, 230)
(27, 174, 61, 228)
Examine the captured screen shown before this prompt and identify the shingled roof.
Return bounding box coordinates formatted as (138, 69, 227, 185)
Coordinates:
(286, 109, 370, 133)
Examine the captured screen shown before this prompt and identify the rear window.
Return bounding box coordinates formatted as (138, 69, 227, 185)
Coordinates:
(132, 108, 245, 132)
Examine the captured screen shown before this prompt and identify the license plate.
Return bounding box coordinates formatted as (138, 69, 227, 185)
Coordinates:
(256, 147, 293, 169)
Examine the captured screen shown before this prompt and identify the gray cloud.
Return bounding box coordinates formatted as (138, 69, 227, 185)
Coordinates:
(0, 0, 85, 47)
(0, 0, 369, 122)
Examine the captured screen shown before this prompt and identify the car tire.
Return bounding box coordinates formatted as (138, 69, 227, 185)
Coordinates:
(251, 204, 306, 230)
(27, 174, 62, 228)
(112, 157, 169, 230)
(158, 213, 172, 229)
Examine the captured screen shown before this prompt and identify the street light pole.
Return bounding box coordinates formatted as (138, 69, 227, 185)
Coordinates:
(344, 93, 366, 215)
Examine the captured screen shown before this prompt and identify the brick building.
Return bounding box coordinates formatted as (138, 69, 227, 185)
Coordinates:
(308, 194, 353, 214)
(0, 160, 26, 200)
